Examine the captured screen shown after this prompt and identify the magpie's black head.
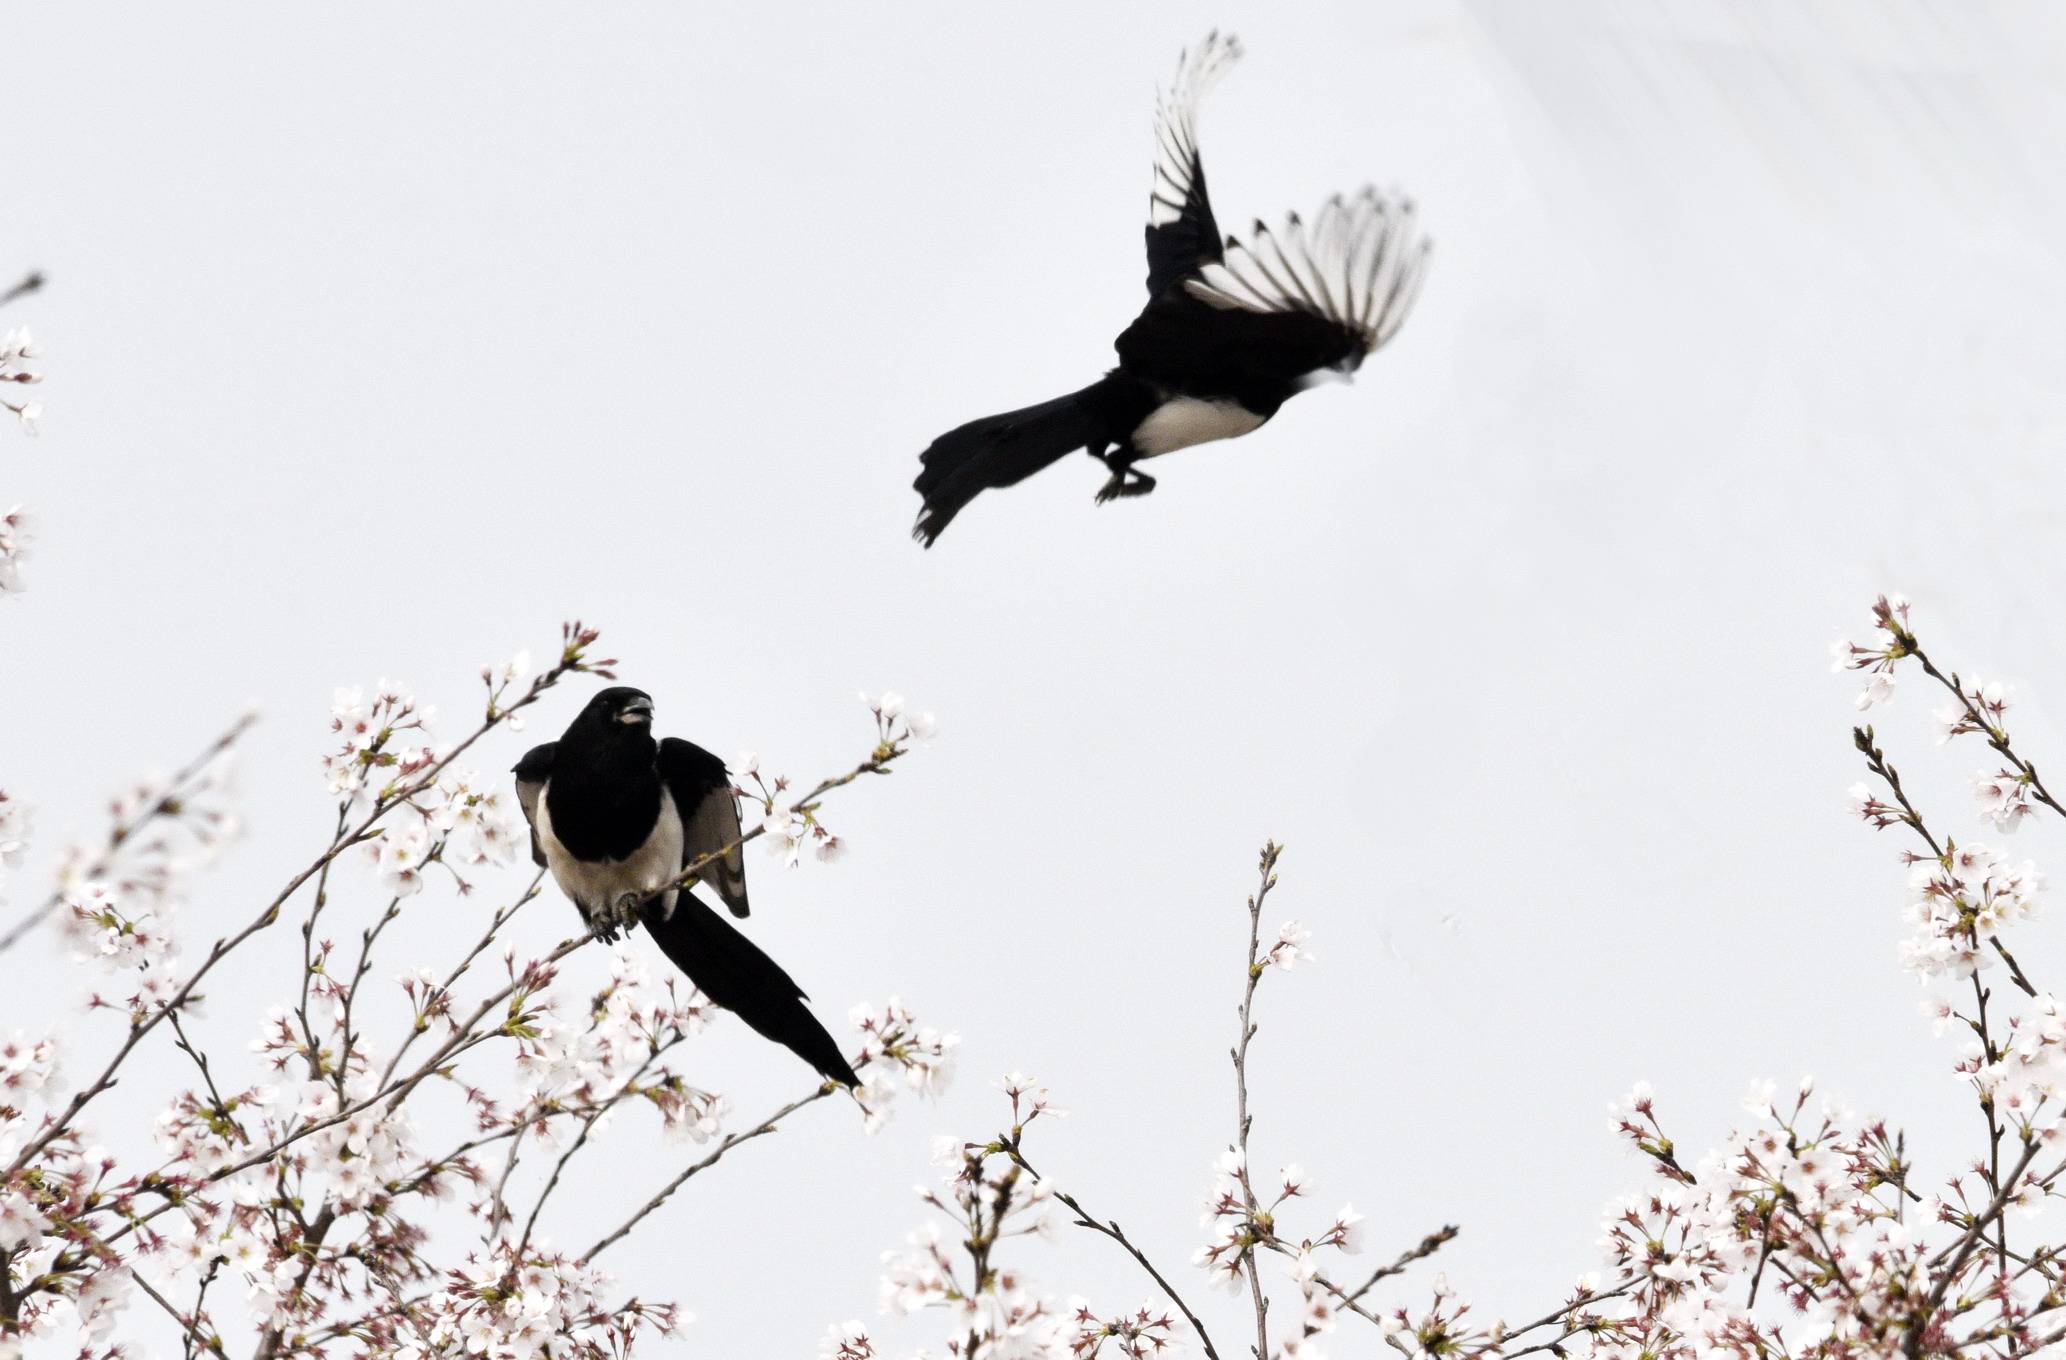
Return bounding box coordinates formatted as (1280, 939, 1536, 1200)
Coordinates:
(563, 686, 657, 745)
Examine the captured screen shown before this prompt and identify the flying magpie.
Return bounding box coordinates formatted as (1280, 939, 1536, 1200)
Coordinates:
(512, 687, 860, 1087)
(911, 32, 1431, 546)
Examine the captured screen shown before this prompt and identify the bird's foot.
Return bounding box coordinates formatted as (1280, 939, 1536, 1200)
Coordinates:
(584, 892, 648, 944)
(610, 891, 647, 934)
(1093, 469, 1157, 504)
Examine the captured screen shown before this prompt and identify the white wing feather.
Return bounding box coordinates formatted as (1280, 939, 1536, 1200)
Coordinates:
(1148, 32, 1243, 228)
(1186, 188, 1432, 352)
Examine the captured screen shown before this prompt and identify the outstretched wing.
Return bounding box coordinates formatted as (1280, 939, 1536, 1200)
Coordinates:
(511, 742, 557, 870)
(1181, 188, 1431, 374)
(657, 737, 750, 919)
(1144, 31, 1243, 298)
(641, 897, 859, 1086)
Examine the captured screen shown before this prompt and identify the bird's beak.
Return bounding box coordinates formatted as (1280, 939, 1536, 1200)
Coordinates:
(620, 697, 654, 724)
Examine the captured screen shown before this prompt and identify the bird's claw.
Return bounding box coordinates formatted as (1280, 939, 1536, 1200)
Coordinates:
(1094, 474, 1155, 504)
(585, 893, 648, 945)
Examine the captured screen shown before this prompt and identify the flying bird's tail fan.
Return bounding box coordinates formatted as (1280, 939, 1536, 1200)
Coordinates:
(911, 379, 1115, 546)
(642, 896, 861, 1087)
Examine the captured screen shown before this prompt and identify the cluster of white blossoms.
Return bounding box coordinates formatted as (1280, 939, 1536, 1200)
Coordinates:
(852, 1070, 1288, 1360)
(364, 766, 528, 897)
(760, 798, 843, 868)
(1965, 991, 2066, 1135)
(67, 879, 182, 1014)
(1832, 593, 2050, 836)
(324, 671, 529, 895)
(0, 1116, 134, 1347)
(0, 503, 30, 596)
(1475, 597, 2066, 1360)
(1898, 840, 2043, 980)
(389, 1241, 679, 1360)
(1, 312, 37, 599)
(1829, 592, 1912, 710)
(864, 690, 940, 746)
(0, 620, 950, 1357)
(0, 1035, 58, 1103)
(1261, 920, 1314, 971)
(1972, 766, 2038, 832)
(875, 1133, 1070, 1357)
(1559, 1079, 2007, 1360)
(1198, 1150, 1363, 1279)
(511, 953, 727, 1143)
(294, 1075, 423, 1212)
(746, 693, 934, 870)
(0, 787, 28, 907)
(51, 748, 244, 1014)
(850, 997, 960, 1133)
(323, 678, 440, 804)
(55, 747, 245, 902)
(0, 325, 41, 436)
(1067, 1304, 1185, 1359)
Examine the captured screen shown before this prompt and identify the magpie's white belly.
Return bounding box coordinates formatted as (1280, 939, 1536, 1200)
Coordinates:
(536, 785, 684, 921)
(1133, 396, 1266, 458)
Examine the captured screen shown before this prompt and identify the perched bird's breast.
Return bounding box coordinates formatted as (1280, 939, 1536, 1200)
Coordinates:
(1131, 394, 1268, 458)
(537, 782, 685, 918)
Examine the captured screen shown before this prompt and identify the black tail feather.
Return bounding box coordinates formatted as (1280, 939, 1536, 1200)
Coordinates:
(912, 379, 1113, 546)
(642, 896, 859, 1087)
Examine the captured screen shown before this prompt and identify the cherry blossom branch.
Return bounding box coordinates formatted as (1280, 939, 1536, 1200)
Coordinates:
(61, 1217, 225, 1358)
(635, 740, 911, 911)
(513, 1036, 688, 1250)
(1892, 623, 2066, 827)
(1484, 1285, 1638, 1360)
(1230, 840, 1281, 1360)
(1000, 1141, 1223, 1360)
(183, 1260, 225, 1360)
(105, 739, 896, 1260)
(1926, 1137, 2047, 1305)
(0, 711, 257, 954)
(10, 635, 602, 1175)
(580, 1083, 841, 1263)
(1339, 1224, 1459, 1303)
(1853, 726, 2037, 997)
(374, 869, 546, 1092)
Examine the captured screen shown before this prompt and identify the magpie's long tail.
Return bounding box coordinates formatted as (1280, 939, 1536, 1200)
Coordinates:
(912, 378, 1114, 546)
(642, 896, 860, 1087)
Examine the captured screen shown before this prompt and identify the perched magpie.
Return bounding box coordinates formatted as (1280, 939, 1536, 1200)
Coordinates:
(911, 32, 1431, 546)
(512, 687, 859, 1087)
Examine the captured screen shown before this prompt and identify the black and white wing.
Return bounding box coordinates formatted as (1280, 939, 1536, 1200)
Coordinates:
(657, 737, 750, 919)
(512, 742, 558, 869)
(1182, 188, 1431, 373)
(1144, 31, 1243, 298)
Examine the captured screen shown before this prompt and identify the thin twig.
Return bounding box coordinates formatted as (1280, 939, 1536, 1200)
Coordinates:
(0, 712, 257, 954)
(1230, 842, 1283, 1360)
(581, 1084, 839, 1262)
(1003, 1143, 1222, 1360)
(11, 651, 590, 1176)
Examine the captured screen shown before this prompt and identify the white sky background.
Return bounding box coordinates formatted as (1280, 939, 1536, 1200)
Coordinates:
(8, 0, 2066, 1353)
